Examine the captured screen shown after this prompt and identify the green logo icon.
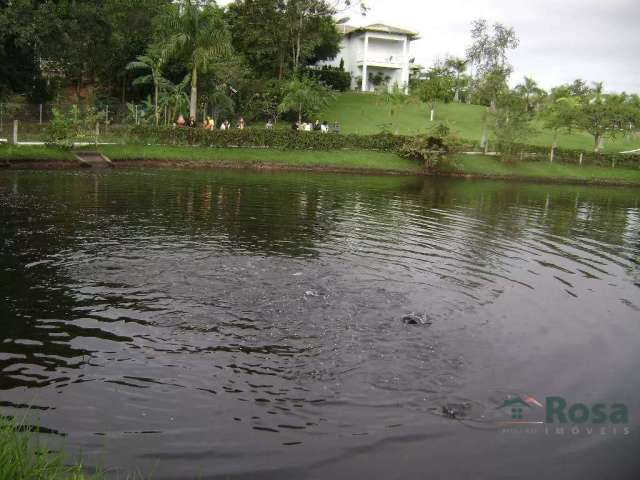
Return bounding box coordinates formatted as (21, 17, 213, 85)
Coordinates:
(497, 397, 536, 420)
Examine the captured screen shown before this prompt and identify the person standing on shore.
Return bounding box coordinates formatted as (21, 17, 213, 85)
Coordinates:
(238, 117, 245, 130)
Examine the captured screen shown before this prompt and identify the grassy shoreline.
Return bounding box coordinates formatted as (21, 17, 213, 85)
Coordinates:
(1, 145, 639, 186)
(0, 414, 95, 479)
(321, 92, 640, 153)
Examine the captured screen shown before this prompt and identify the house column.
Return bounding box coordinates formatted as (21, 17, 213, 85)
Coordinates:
(402, 36, 409, 93)
(361, 32, 369, 92)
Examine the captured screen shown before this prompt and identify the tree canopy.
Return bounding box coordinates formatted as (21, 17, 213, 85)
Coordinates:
(226, 0, 341, 79)
(160, 1, 232, 119)
(415, 65, 455, 121)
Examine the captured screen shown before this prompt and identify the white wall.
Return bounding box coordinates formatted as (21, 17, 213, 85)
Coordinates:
(366, 37, 404, 64)
(315, 30, 412, 93)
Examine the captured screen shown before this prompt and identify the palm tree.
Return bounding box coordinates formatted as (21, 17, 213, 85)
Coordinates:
(161, 1, 231, 121)
(378, 84, 412, 134)
(278, 76, 334, 125)
(379, 83, 410, 117)
(126, 49, 166, 125)
(445, 57, 468, 103)
(515, 76, 546, 113)
(159, 74, 191, 124)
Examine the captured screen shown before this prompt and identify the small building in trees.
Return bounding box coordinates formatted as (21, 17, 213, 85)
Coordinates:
(316, 23, 419, 93)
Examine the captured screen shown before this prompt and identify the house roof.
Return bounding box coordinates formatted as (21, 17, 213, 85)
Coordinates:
(341, 23, 420, 40)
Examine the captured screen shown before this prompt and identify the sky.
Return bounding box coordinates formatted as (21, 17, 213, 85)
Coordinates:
(340, 0, 640, 93)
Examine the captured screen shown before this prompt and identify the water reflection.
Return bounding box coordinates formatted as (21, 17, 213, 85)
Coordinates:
(0, 170, 639, 478)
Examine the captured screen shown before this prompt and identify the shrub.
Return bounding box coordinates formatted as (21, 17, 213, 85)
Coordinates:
(45, 106, 104, 149)
(45, 106, 81, 149)
(128, 126, 414, 153)
(399, 135, 449, 169)
(303, 67, 352, 92)
(125, 126, 639, 169)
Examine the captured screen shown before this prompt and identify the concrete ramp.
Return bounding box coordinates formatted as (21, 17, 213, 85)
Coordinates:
(74, 151, 114, 169)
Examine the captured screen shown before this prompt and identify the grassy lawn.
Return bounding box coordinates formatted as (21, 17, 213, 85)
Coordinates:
(320, 92, 640, 154)
(447, 154, 640, 183)
(2, 144, 639, 185)
(99, 144, 421, 173)
(0, 145, 73, 161)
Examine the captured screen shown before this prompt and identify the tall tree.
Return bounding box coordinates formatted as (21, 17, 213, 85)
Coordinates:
(487, 91, 534, 160)
(466, 19, 519, 148)
(466, 19, 519, 80)
(226, 0, 290, 79)
(622, 94, 640, 136)
(127, 48, 167, 125)
(540, 87, 579, 162)
(102, 0, 173, 101)
(0, 0, 64, 100)
(573, 82, 625, 152)
(226, 0, 342, 79)
(161, 1, 231, 120)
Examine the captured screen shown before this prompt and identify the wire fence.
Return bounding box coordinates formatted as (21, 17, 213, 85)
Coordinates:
(0, 102, 134, 126)
(0, 101, 162, 143)
(0, 100, 238, 143)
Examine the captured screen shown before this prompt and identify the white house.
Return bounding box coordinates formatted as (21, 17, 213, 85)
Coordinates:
(317, 23, 419, 93)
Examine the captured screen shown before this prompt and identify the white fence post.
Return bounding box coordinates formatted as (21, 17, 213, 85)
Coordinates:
(11, 120, 18, 144)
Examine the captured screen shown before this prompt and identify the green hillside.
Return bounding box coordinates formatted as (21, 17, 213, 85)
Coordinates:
(320, 92, 640, 154)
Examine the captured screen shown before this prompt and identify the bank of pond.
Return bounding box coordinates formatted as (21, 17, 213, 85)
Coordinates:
(1, 144, 639, 187)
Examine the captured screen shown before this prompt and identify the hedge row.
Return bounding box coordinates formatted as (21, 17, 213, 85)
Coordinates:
(128, 126, 413, 152)
(493, 142, 640, 168)
(127, 126, 639, 168)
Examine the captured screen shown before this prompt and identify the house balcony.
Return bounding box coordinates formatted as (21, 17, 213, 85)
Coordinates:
(356, 56, 406, 69)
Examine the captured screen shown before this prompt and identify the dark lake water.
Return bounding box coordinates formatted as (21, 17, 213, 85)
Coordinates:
(1, 169, 639, 479)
